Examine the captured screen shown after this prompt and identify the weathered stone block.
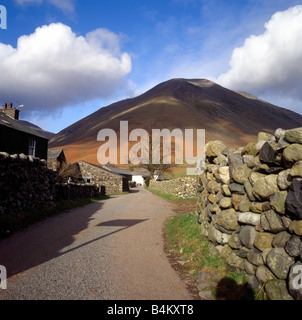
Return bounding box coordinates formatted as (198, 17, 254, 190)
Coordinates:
(216, 166, 230, 184)
(263, 210, 286, 233)
(216, 208, 239, 231)
(283, 144, 302, 163)
(265, 279, 294, 300)
(242, 142, 258, 156)
(266, 248, 295, 280)
(277, 169, 293, 190)
(239, 226, 257, 249)
(236, 195, 250, 213)
(272, 231, 291, 248)
(231, 194, 244, 210)
(252, 175, 279, 201)
(258, 132, 275, 142)
(285, 235, 302, 257)
(228, 232, 242, 249)
(247, 248, 264, 266)
(238, 212, 261, 226)
(232, 164, 252, 184)
(270, 191, 287, 214)
(290, 160, 302, 178)
(285, 127, 302, 144)
(206, 140, 226, 158)
(229, 183, 245, 195)
(228, 153, 243, 178)
(289, 220, 302, 236)
(219, 197, 232, 209)
(255, 265, 275, 284)
(244, 261, 257, 275)
(254, 232, 275, 251)
(226, 252, 245, 271)
(208, 223, 230, 245)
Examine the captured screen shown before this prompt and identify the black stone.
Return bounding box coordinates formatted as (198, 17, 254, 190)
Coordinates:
(286, 178, 302, 219)
(259, 142, 277, 163)
(285, 235, 302, 257)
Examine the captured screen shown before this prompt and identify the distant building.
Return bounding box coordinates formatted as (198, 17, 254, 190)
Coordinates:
(103, 165, 133, 182)
(154, 170, 164, 181)
(104, 165, 150, 186)
(0, 102, 48, 159)
(47, 149, 66, 171)
(58, 161, 130, 194)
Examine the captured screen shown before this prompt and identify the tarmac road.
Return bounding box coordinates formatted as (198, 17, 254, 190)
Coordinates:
(0, 187, 196, 300)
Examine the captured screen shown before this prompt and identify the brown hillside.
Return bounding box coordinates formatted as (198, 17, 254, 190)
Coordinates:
(49, 78, 302, 164)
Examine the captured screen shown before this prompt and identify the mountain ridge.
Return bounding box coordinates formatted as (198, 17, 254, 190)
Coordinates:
(20, 120, 56, 140)
(49, 78, 302, 164)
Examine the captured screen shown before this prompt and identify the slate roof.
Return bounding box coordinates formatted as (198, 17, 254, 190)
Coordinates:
(104, 166, 133, 176)
(48, 149, 64, 159)
(104, 165, 150, 177)
(0, 112, 48, 140)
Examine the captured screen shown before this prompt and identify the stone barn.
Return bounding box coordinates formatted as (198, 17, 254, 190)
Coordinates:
(78, 161, 129, 194)
(47, 149, 66, 171)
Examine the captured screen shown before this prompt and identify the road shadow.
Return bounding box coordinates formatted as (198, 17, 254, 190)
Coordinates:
(57, 219, 148, 257)
(215, 277, 255, 300)
(129, 189, 140, 193)
(98, 219, 147, 227)
(0, 199, 150, 279)
(0, 201, 105, 278)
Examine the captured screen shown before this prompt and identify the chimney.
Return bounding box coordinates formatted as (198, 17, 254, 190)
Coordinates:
(1, 102, 20, 120)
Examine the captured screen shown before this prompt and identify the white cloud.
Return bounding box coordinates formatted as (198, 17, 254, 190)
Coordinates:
(0, 23, 132, 115)
(217, 5, 302, 111)
(15, 0, 75, 13)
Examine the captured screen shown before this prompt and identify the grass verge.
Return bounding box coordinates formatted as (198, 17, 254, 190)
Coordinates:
(0, 195, 110, 239)
(148, 186, 261, 299)
(164, 212, 261, 300)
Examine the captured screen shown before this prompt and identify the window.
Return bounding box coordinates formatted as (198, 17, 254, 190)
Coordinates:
(28, 138, 36, 156)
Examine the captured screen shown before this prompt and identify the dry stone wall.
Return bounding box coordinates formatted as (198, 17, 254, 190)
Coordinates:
(0, 153, 105, 215)
(54, 183, 103, 201)
(196, 127, 302, 300)
(0, 152, 56, 214)
(149, 177, 197, 198)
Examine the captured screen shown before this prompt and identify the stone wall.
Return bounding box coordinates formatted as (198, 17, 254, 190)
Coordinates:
(54, 183, 103, 201)
(77, 161, 125, 194)
(196, 127, 302, 300)
(0, 153, 107, 215)
(0, 152, 56, 214)
(149, 177, 197, 198)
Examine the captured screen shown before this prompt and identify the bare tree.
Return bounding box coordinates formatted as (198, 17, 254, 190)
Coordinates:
(129, 124, 179, 179)
(56, 162, 81, 183)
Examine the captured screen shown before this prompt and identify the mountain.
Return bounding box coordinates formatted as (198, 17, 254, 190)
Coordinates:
(20, 120, 56, 140)
(49, 78, 302, 164)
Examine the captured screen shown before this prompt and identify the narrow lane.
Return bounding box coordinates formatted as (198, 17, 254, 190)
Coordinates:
(0, 187, 195, 300)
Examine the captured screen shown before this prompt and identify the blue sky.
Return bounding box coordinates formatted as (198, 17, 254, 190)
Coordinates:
(1, 0, 302, 133)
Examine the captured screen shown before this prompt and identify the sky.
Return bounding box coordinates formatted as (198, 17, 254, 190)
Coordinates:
(0, 0, 302, 133)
